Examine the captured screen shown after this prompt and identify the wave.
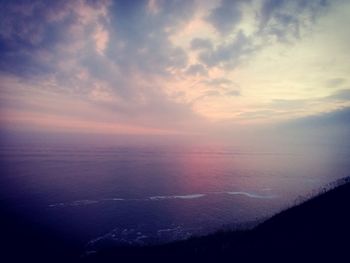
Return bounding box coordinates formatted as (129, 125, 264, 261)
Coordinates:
(84, 225, 198, 255)
(49, 200, 99, 207)
(101, 198, 125, 201)
(149, 194, 206, 200)
(49, 191, 276, 208)
(225, 191, 276, 199)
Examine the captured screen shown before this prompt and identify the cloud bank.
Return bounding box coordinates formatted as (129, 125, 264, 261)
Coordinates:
(0, 0, 349, 137)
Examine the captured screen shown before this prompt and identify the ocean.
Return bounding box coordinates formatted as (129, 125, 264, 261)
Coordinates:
(0, 140, 349, 254)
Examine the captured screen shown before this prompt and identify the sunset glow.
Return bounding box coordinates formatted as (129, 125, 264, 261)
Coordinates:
(0, 0, 349, 137)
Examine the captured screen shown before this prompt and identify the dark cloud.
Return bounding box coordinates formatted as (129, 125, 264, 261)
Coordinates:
(80, 0, 196, 110)
(198, 31, 256, 68)
(199, 78, 241, 98)
(202, 78, 241, 97)
(193, 0, 331, 69)
(105, 0, 194, 76)
(0, 0, 334, 80)
(284, 106, 350, 128)
(206, 0, 247, 35)
(0, 0, 195, 79)
(0, 0, 195, 93)
(257, 0, 330, 42)
(0, 1, 60, 75)
(0, 0, 108, 77)
(185, 64, 207, 76)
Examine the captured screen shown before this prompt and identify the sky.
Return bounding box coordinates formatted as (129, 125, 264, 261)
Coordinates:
(0, 0, 349, 140)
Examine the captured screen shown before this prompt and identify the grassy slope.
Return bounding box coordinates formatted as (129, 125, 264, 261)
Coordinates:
(86, 178, 350, 263)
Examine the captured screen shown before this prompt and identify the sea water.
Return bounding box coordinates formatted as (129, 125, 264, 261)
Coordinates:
(0, 140, 348, 254)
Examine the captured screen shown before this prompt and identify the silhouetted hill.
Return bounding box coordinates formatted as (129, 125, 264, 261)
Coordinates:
(0, 202, 81, 263)
(85, 177, 350, 263)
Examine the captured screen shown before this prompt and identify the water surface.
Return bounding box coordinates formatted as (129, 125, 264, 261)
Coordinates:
(0, 141, 348, 253)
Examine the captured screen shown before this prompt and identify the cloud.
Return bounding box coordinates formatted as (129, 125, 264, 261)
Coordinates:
(0, 0, 111, 76)
(283, 106, 350, 128)
(0, 0, 348, 135)
(93, 25, 109, 55)
(0, 0, 199, 122)
(325, 78, 347, 88)
(194, 0, 331, 70)
(269, 99, 308, 110)
(103, 0, 195, 76)
(206, 0, 247, 35)
(257, 0, 330, 42)
(185, 64, 207, 76)
(226, 90, 241, 97)
(203, 78, 233, 87)
(190, 38, 213, 50)
(198, 31, 256, 68)
(327, 89, 350, 101)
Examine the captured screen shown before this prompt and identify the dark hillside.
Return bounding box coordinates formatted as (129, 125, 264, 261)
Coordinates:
(85, 178, 350, 263)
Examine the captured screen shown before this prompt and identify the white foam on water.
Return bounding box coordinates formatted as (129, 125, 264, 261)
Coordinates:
(149, 194, 206, 200)
(85, 224, 197, 255)
(71, 200, 99, 206)
(102, 198, 125, 201)
(225, 191, 276, 199)
(49, 198, 125, 207)
(49, 191, 276, 207)
(48, 203, 65, 207)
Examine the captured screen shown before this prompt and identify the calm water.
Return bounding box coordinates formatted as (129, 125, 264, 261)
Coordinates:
(0, 141, 349, 253)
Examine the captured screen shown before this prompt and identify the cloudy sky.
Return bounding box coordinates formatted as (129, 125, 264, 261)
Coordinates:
(0, 0, 349, 138)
